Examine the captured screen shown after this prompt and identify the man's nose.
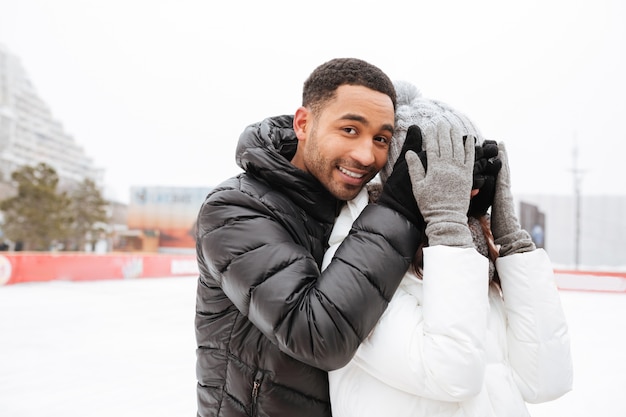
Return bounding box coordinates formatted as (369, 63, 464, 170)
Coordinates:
(350, 139, 376, 167)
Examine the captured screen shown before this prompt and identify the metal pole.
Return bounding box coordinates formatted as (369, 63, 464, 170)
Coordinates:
(572, 137, 583, 269)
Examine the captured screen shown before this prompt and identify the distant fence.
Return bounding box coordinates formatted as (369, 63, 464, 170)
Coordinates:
(0, 252, 198, 285)
(1, 253, 625, 292)
(554, 269, 626, 293)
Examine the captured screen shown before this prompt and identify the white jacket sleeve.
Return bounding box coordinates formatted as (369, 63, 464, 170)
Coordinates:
(351, 245, 490, 401)
(497, 249, 573, 403)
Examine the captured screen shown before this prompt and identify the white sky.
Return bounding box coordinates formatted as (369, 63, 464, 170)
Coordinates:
(1, 0, 625, 203)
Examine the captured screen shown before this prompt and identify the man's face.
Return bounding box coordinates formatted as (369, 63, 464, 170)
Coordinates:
(292, 85, 395, 201)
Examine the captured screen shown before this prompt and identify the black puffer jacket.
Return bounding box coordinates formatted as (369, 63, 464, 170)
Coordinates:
(195, 115, 421, 417)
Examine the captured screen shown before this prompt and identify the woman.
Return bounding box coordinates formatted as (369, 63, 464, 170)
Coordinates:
(324, 81, 573, 417)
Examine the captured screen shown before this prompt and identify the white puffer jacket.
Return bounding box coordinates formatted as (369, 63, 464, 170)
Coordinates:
(324, 188, 573, 417)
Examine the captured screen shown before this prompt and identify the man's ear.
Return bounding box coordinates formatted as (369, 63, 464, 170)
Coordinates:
(293, 106, 310, 140)
(471, 189, 480, 198)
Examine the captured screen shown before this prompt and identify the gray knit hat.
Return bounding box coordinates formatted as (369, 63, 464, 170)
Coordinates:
(380, 80, 484, 183)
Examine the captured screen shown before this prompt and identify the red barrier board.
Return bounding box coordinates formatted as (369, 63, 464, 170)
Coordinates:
(1, 253, 625, 292)
(554, 269, 626, 293)
(0, 253, 198, 285)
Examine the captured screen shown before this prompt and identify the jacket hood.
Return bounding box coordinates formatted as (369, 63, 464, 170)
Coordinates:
(236, 115, 342, 222)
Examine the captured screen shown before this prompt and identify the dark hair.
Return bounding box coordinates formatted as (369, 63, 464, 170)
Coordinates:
(302, 58, 396, 114)
(411, 215, 500, 285)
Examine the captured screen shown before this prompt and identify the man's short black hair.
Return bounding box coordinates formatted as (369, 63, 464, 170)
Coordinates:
(302, 58, 396, 114)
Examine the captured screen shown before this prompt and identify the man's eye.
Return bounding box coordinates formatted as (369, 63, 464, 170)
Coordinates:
(343, 127, 357, 135)
(375, 136, 390, 144)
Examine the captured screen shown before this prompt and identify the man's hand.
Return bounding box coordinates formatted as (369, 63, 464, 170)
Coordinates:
(468, 140, 502, 218)
(377, 125, 426, 229)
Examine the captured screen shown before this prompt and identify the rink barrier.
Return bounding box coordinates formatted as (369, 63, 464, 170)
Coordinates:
(0, 252, 198, 285)
(1, 253, 625, 291)
(553, 269, 626, 293)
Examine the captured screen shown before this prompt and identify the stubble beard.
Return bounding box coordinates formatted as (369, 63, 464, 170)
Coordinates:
(304, 126, 362, 201)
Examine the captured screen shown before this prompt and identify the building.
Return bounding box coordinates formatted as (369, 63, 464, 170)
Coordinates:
(123, 186, 212, 253)
(517, 194, 626, 269)
(0, 45, 103, 190)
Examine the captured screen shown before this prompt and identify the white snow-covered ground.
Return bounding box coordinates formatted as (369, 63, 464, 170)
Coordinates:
(0, 276, 624, 416)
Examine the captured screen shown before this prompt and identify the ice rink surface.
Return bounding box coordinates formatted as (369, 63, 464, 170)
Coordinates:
(1, 276, 624, 416)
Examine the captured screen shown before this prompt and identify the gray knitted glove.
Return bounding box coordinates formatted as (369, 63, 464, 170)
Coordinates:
(491, 142, 536, 256)
(406, 120, 474, 248)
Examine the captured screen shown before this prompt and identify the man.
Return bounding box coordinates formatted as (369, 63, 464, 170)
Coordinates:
(195, 58, 422, 417)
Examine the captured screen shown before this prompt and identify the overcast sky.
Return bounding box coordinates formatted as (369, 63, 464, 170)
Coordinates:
(1, 0, 625, 203)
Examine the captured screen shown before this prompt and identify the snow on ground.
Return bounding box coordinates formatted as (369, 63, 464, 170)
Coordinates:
(0, 277, 198, 417)
(0, 276, 625, 416)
